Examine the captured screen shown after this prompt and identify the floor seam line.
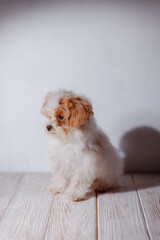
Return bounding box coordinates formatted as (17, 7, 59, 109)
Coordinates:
(132, 174, 151, 240)
(96, 193, 99, 240)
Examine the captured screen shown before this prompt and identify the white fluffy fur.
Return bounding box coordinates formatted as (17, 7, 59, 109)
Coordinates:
(42, 90, 123, 201)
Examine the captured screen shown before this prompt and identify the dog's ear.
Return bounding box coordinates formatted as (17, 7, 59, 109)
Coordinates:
(41, 92, 52, 118)
(68, 96, 94, 127)
(55, 96, 93, 127)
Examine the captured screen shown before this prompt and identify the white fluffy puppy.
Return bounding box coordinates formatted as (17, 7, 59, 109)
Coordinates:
(42, 90, 123, 201)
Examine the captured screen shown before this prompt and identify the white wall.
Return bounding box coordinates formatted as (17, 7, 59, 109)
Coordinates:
(0, 0, 160, 172)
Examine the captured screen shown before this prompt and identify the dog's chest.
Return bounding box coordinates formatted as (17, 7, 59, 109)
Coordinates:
(48, 137, 84, 165)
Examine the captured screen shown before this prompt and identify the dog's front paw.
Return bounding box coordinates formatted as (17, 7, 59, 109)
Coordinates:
(49, 185, 64, 194)
(66, 194, 84, 202)
(64, 191, 85, 202)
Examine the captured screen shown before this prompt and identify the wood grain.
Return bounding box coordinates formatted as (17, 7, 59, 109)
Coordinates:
(0, 173, 54, 240)
(133, 174, 160, 240)
(1, 173, 160, 240)
(97, 175, 150, 240)
(45, 193, 97, 240)
(0, 173, 23, 221)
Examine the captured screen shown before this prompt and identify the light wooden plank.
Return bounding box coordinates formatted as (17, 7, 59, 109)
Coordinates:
(134, 174, 160, 240)
(0, 173, 23, 221)
(45, 193, 97, 240)
(97, 174, 150, 240)
(0, 173, 54, 240)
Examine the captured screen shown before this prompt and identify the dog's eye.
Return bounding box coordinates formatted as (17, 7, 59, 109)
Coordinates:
(58, 115, 64, 120)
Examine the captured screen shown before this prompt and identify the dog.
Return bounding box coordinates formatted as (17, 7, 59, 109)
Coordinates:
(42, 90, 123, 201)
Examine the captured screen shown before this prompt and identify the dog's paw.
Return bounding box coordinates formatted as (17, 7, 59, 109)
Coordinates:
(66, 195, 84, 202)
(72, 197, 85, 202)
(70, 195, 84, 202)
(64, 191, 85, 202)
(49, 185, 64, 194)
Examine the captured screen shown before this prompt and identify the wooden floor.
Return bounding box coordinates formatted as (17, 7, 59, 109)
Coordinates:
(0, 174, 160, 240)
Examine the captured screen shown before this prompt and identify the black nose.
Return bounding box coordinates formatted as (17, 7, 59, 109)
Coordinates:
(47, 125, 52, 131)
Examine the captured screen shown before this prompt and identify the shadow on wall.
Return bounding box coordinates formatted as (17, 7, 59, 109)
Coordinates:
(120, 126, 160, 173)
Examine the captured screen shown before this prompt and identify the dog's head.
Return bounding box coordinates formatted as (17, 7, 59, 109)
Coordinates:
(41, 90, 94, 136)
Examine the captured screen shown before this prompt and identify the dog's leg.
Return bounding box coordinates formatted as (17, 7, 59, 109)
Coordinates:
(49, 174, 67, 194)
(64, 175, 93, 201)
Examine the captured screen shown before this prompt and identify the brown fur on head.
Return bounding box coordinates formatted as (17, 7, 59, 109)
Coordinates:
(55, 96, 94, 128)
